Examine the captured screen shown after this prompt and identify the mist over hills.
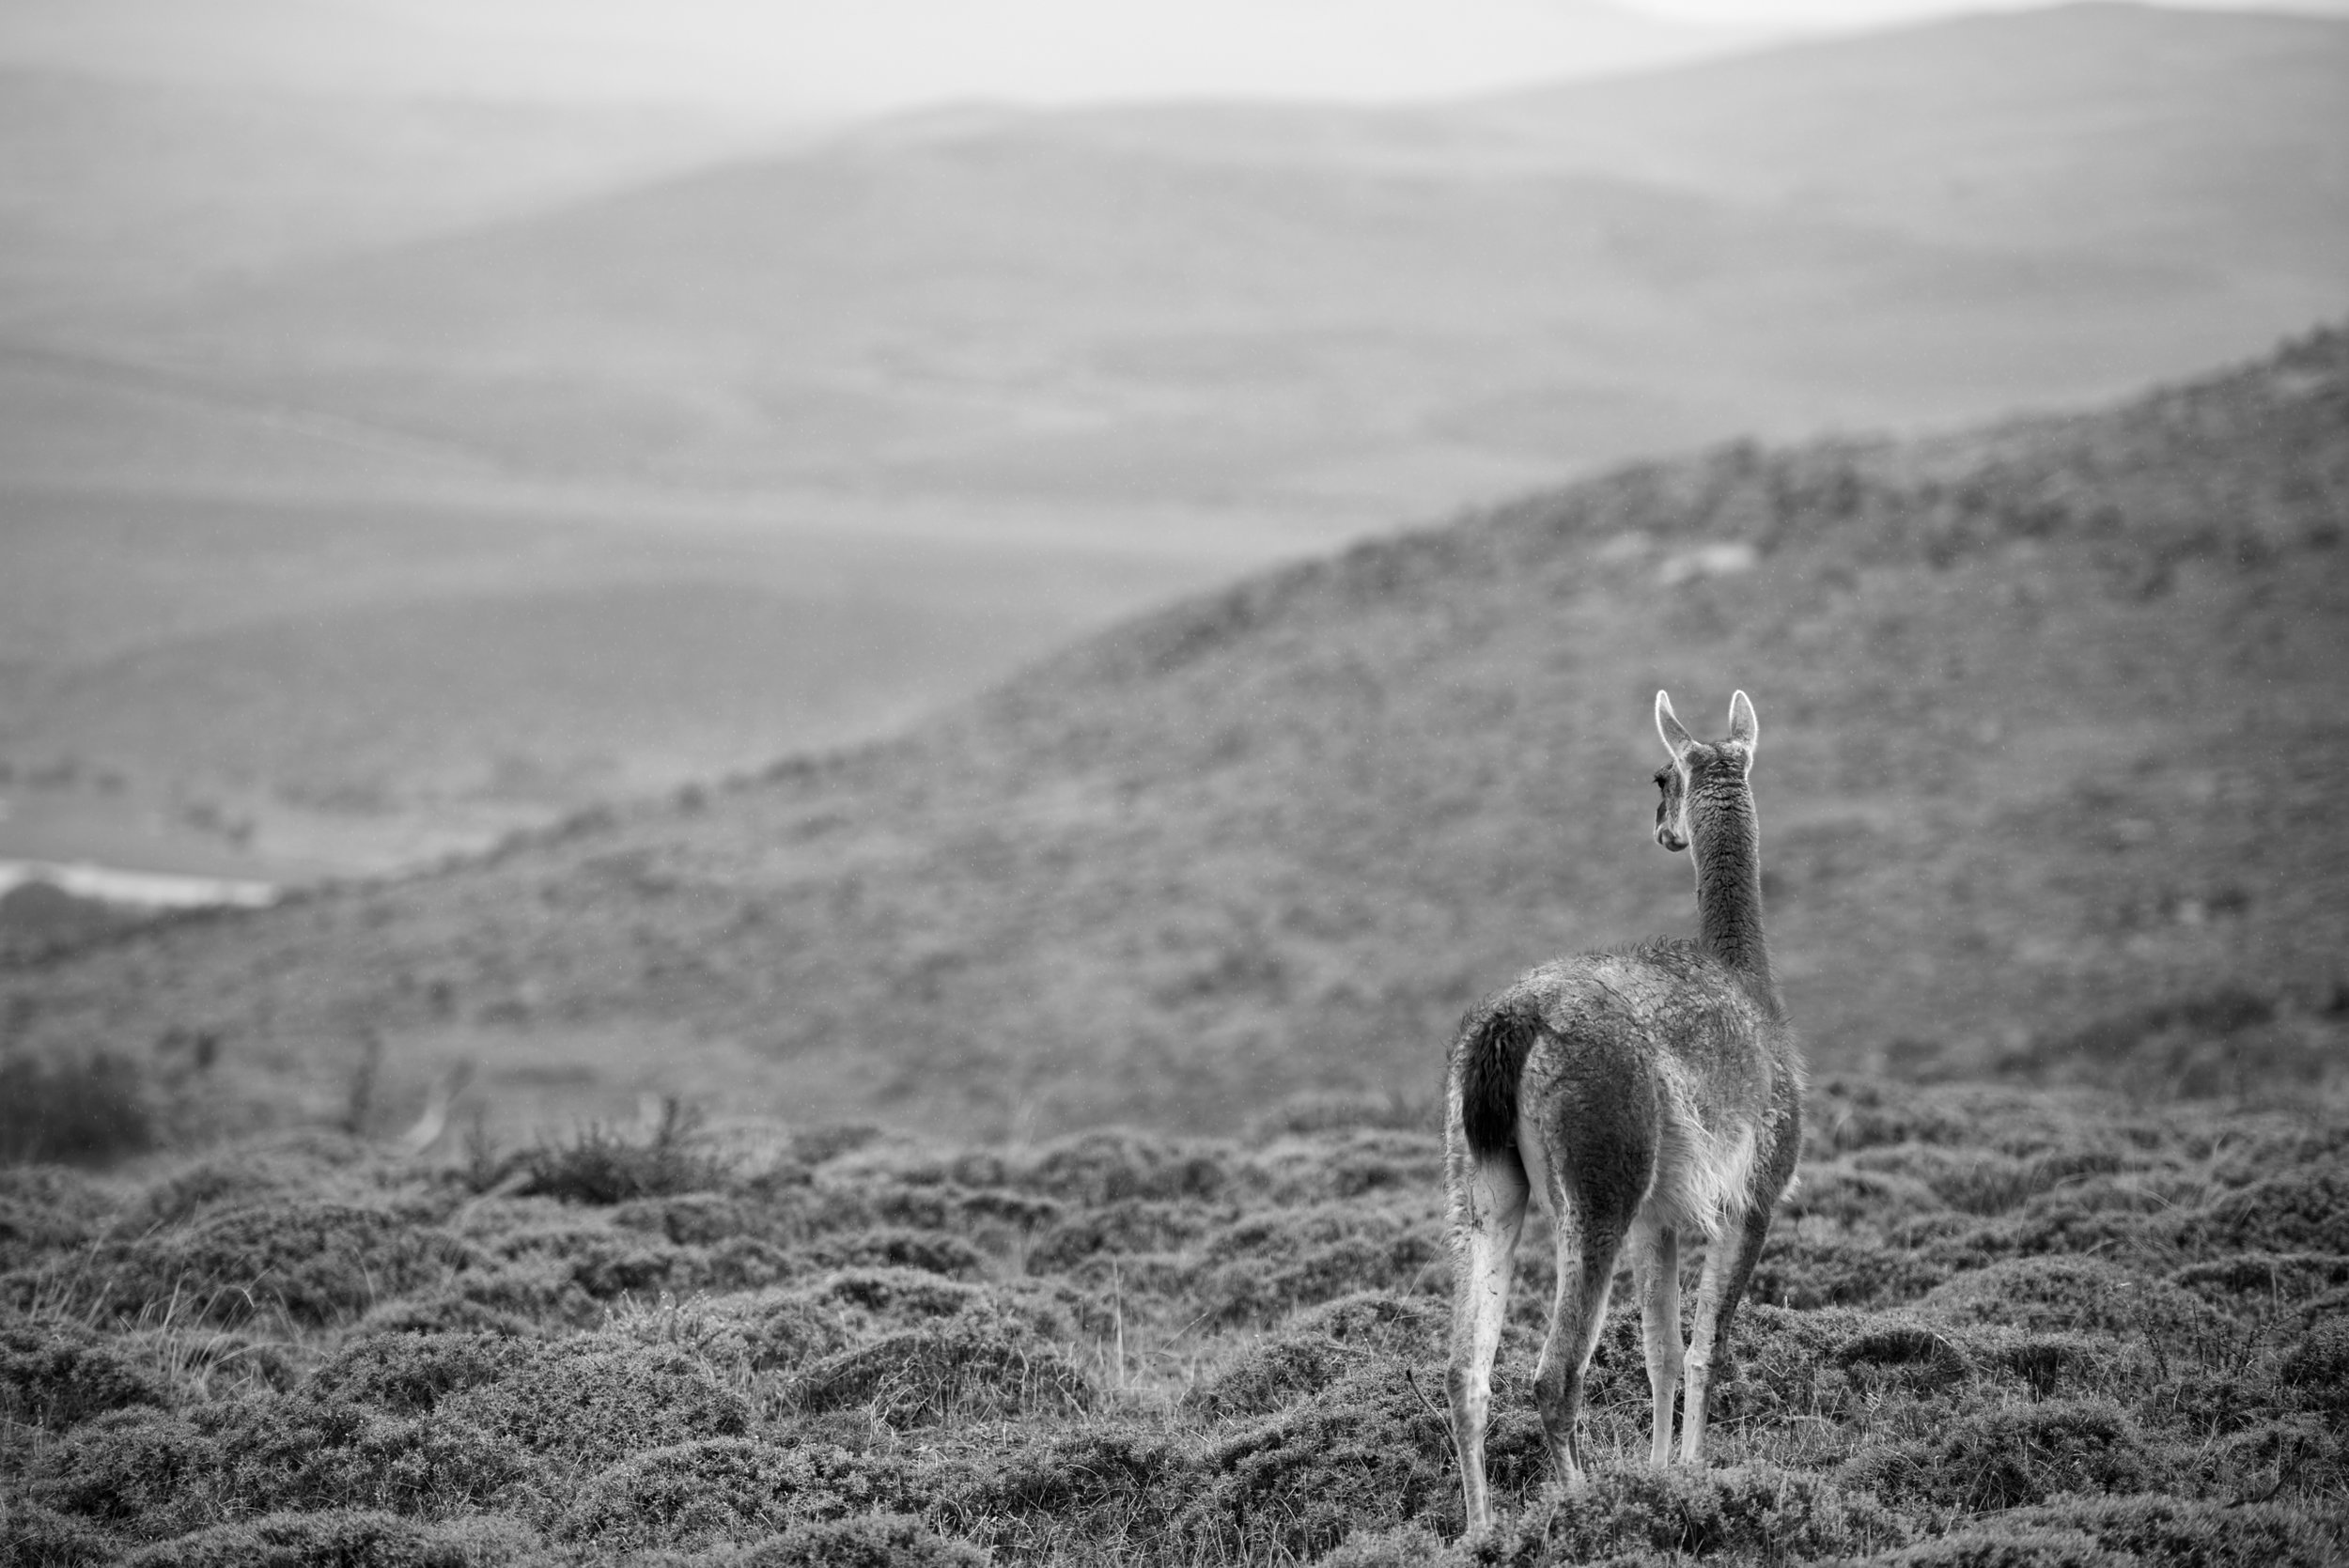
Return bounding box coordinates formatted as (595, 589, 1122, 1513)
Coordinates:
(1, 3, 2341, 885)
(6, 324, 2341, 1142)
(90, 5, 2349, 519)
(0, 67, 770, 330)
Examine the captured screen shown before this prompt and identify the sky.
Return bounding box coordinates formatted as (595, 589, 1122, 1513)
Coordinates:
(2, 0, 2343, 116)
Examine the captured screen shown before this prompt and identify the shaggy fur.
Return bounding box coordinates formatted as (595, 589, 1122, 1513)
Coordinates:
(1443, 691, 1805, 1533)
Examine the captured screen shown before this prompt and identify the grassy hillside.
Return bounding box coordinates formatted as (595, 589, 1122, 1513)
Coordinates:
(1, 324, 2341, 1143)
(4, 5, 2341, 881)
(2, 1080, 2344, 1563)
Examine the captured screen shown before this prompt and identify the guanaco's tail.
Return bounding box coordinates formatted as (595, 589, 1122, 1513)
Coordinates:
(1456, 1000, 1548, 1158)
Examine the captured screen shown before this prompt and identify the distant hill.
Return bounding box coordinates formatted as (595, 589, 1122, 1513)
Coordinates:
(4, 325, 2341, 1141)
(2, 3, 2341, 887)
(81, 5, 2349, 525)
(1473, 2, 2349, 275)
(0, 67, 768, 329)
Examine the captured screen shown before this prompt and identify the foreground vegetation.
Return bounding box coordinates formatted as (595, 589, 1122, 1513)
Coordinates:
(4, 1079, 2343, 1565)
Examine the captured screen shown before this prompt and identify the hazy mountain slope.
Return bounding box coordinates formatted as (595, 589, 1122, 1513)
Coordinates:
(1475, 3, 2349, 277)
(125, 140, 2136, 494)
(0, 67, 766, 330)
(5, 5, 2338, 888)
(0, 0, 1758, 115)
(80, 6, 2342, 530)
(0, 466, 1235, 881)
(5, 327, 2341, 1141)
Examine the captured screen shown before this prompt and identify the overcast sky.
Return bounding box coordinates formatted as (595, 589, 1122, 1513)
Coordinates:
(3, 0, 2343, 116)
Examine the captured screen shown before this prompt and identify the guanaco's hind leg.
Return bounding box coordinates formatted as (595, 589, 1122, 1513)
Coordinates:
(1445, 1147, 1529, 1531)
(1679, 1203, 1771, 1464)
(1633, 1225, 1683, 1465)
(1532, 1202, 1627, 1489)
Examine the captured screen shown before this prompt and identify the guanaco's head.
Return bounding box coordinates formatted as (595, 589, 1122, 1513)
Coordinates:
(1653, 689, 1758, 854)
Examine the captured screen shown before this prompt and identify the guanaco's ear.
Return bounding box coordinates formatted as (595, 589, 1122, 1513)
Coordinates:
(1656, 690, 1695, 760)
(1727, 691, 1758, 755)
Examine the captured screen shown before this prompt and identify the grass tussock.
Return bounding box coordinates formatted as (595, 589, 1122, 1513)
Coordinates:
(1, 1081, 2344, 1565)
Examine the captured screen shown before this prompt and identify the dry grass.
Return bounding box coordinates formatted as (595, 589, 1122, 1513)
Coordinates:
(3, 1079, 2345, 1564)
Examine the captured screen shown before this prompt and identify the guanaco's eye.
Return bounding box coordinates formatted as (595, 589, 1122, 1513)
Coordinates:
(1654, 768, 1673, 789)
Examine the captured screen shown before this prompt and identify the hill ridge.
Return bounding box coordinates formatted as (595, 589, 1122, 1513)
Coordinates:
(3, 322, 2342, 1142)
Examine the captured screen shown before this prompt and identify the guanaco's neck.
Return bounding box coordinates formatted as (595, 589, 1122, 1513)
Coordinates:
(1692, 794, 1780, 1014)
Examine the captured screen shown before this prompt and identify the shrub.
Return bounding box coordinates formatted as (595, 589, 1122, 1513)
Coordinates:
(1852, 1147, 2044, 1217)
(612, 1193, 767, 1246)
(790, 1319, 1094, 1426)
(1015, 1130, 1230, 1204)
(429, 1262, 597, 1327)
(0, 1050, 153, 1166)
(1186, 1331, 1361, 1421)
(1833, 1321, 1978, 1396)
(2186, 1166, 2349, 1254)
(1863, 1528, 2129, 1567)
(813, 1267, 988, 1325)
(2170, 1252, 2349, 1312)
(739, 1514, 988, 1568)
(1929, 1203, 2165, 1271)
(1993, 1494, 2341, 1567)
(306, 1329, 751, 1470)
(808, 1228, 988, 1280)
(1315, 1524, 1456, 1567)
(1701, 1305, 1867, 1424)
(2, 1318, 166, 1426)
(744, 1296, 855, 1371)
(1486, 1464, 1914, 1566)
(1242, 1130, 1446, 1205)
(1201, 1234, 1444, 1326)
(116, 1509, 537, 1568)
(353, 1293, 537, 1340)
(599, 1290, 755, 1380)
(93, 1202, 471, 1327)
(305, 1331, 526, 1415)
(0, 1498, 117, 1567)
(1983, 1333, 2111, 1403)
(443, 1336, 751, 1469)
(1177, 1368, 1453, 1561)
(474, 1214, 794, 1298)
(944, 1423, 1195, 1547)
(1918, 1257, 2220, 1343)
(1196, 1207, 1442, 1326)
(1845, 1399, 2166, 1511)
(1781, 1164, 1948, 1228)
(121, 1140, 371, 1234)
(189, 1391, 530, 1518)
(2275, 1317, 2349, 1416)
(1023, 1199, 1213, 1271)
(1746, 1233, 1949, 1309)
(1247, 1091, 1428, 1140)
(1805, 1083, 1969, 1156)
(1294, 1290, 1446, 1348)
(518, 1099, 729, 1204)
(553, 1438, 913, 1551)
(22, 1407, 223, 1537)
(1319, 1134, 1449, 1201)
(1187, 1294, 1443, 1420)
(110, 1325, 297, 1407)
(865, 1182, 1065, 1236)
(1701, 1307, 2023, 1426)
(0, 1166, 114, 1269)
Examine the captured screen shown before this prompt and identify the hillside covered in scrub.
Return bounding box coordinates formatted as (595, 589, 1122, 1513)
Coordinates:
(3, 1079, 2346, 1565)
(3, 325, 2347, 1146)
